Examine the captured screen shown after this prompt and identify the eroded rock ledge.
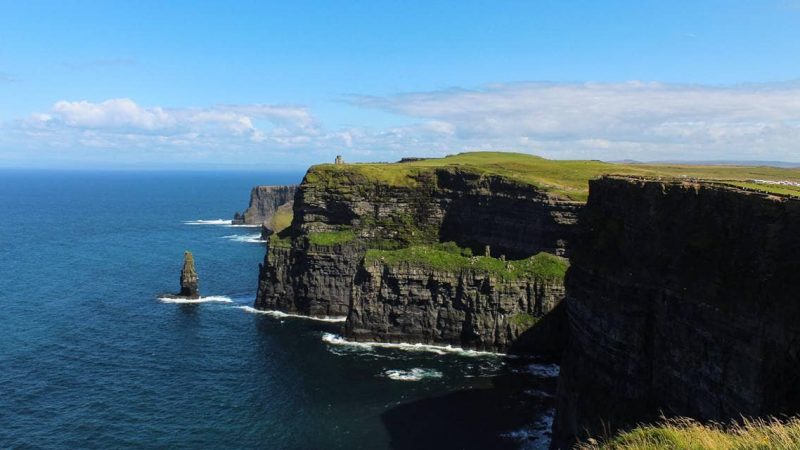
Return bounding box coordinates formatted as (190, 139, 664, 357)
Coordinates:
(254, 161, 578, 353)
(552, 176, 800, 447)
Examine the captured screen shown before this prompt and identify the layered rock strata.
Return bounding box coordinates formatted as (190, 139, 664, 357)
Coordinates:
(232, 185, 297, 226)
(346, 258, 566, 352)
(552, 176, 800, 447)
(179, 250, 199, 298)
(254, 163, 578, 351)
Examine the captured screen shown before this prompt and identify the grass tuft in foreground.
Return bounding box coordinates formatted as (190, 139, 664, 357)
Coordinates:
(578, 416, 800, 450)
(365, 242, 568, 281)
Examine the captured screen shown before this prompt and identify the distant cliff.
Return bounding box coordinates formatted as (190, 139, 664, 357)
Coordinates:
(255, 156, 578, 353)
(233, 185, 297, 227)
(552, 176, 800, 447)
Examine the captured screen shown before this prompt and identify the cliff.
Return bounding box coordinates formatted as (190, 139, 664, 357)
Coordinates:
(552, 176, 800, 447)
(255, 154, 579, 352)
(346, 247, 567, 352)
(233, 185, 297, 226)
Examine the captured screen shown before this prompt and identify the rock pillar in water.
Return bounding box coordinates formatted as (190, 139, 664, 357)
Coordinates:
(179, 251, 200, 298)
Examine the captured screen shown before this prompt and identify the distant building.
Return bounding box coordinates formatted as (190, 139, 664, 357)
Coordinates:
(335, 155, 344, 165)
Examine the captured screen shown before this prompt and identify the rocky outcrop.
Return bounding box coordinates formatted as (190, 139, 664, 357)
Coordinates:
(295, 167, 580, 257)
(256, 238, 365, 316)
(179, 251, 199, 298)
(233, 185, 297, 226)
(552, 176, 800, 447)
(346, 258, 565, 352)
(254, 163, 578, 352)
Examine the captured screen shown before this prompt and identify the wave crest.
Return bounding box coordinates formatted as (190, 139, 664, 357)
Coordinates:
(238, 306, 347, 323)
(384, 368, 443, 381)
(321, 333, 504, 357)
(158, 295, 234, 304)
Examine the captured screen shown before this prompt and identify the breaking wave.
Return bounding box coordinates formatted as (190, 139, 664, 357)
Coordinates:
(320, 333, 505, 357)
(221, 233, 265, 243)
(158, 295, 234, 304)
(383, 368, 443, 381)
(238, 306, 347, 323)
(183, 219, 231, 225)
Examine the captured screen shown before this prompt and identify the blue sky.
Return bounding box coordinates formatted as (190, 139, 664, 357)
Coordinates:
(1, 1, 799, 169)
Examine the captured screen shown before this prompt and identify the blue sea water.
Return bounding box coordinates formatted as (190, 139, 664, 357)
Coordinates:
(0, 170, 555, 449)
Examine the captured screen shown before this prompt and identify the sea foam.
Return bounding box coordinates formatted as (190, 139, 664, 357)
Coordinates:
(238, 306, 347, 323)
(222, 233, 265, 243)
(321, 333, 505, 357)
(183, 219, 232, 225)
(383, 368, 443, 381)
(157, 295, 234, 304)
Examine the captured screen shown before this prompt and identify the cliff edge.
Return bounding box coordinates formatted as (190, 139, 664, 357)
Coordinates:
(552, 176, 800, 447)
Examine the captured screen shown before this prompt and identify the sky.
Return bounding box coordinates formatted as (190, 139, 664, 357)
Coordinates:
(1, 0, 799, 169)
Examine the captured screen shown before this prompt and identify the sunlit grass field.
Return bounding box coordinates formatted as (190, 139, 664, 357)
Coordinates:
(306, 152, 800, 201)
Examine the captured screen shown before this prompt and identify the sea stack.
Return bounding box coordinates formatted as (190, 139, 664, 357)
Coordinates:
(179, 251, 200, 298)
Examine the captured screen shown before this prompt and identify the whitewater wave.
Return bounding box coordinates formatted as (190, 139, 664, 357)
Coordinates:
(238, 306, 347, 323)
(383, 368, 443, 381)
(321, 333, 505, 357)
(222, 233, 265, 243)
(183, 219, 259, 228)
(183, 219, 232, 225)
(158, 295, 234, 304)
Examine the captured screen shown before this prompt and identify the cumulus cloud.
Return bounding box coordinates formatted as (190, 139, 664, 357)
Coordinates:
(18, 98, 321, 151)
(6, 81, 800, 165)
(347, 81, 800, 161)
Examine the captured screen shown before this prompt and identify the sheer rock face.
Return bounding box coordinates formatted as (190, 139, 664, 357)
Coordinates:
(551, 176, 800, 448)
(254, 166, 578, 352)
(233, 185, 297, 225)
(256, 239, 366, 317)
(345, 259, 566, 354)
(179, 251, 200, 298)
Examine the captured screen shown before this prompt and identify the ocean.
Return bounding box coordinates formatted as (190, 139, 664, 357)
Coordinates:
(0, 170, 556, 449)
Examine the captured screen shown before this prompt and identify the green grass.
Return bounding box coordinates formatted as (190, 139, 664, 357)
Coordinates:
(305, 152, 800, 201)
(307, 229, 357, 246)
(268, 233, 292, 248)
(509, 313, 538, 328)
(364, 242, 569, 281)
(267, 203, 293, 234)
(578, 416, 800, 450)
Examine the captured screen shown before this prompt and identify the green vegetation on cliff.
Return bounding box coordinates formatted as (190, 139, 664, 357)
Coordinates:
(579, 417, 800, 450)
(364, 242, 568, 281)
(305, 152, 800, 201)
(267, 203, 293, 234)
(307, 229, 357, 246)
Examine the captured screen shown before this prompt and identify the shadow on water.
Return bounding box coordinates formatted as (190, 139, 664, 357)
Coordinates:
(380, 304, 567, 450)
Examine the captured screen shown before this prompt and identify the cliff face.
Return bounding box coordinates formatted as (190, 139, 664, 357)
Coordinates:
(552, 176, 800, 446)
(256, 239, 365, 316)
(346, 258, 565, 352)
(234, 185, 298, 226)
(254, 163, 577, 352)
(296, 167, 580, 257)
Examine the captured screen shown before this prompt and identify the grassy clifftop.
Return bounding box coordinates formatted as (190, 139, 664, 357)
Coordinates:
(305, 152, 800, 201)
(365, 242, 568, 281)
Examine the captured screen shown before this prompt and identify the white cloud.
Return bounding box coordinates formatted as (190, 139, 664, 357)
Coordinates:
(19, 98, 321, 150)
(347, 81, 800, 161)
(5, 81, 800, 166)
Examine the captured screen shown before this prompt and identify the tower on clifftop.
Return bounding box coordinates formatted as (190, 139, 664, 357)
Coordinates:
(334, 155, 344, 165)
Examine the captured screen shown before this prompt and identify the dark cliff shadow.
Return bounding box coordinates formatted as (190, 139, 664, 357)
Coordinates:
(381, 362, 558, 450)
(380, 303, 567, 449)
